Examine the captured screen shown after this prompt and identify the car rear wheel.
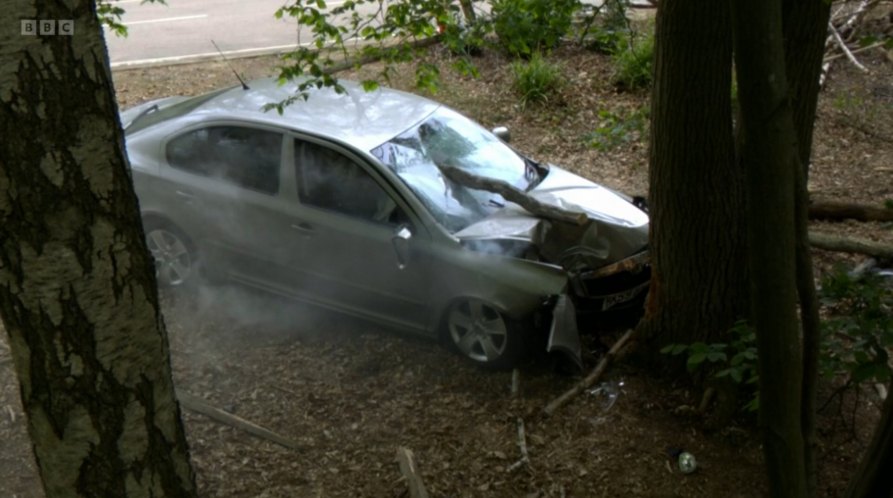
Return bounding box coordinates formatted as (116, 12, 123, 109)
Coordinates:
(445, 298, 525, 369)
(145, 223, 195, 287)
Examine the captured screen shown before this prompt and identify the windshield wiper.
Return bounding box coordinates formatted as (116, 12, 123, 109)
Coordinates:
(124, 104, 158, 133)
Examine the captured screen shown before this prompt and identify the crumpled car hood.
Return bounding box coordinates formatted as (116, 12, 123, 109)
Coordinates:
(454, 165, 648, 268)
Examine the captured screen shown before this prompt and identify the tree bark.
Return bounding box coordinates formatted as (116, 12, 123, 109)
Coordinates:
(639, 0, 749, 351)
(782, 1, 832, 494)
(0, 1, 197, 496)
(845, 379, 893, 498)
(731, 0, 807, 495)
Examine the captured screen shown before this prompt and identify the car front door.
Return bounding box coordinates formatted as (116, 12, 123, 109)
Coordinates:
(283, 137, 431, 333)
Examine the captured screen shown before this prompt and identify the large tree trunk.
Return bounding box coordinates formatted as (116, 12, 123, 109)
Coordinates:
(639, 0, 749, 350)
(731, 0, 807, 496)
(0, 1, 197, 497)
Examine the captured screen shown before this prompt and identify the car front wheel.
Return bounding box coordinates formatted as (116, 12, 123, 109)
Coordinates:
(145, 223, 194, 287)
(445, 298, 526, 369)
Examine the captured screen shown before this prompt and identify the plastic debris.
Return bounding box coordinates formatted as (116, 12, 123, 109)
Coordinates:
(677, 452, 698, 474)
(666, 447, 698, 474)
(587, 379, 624, 411)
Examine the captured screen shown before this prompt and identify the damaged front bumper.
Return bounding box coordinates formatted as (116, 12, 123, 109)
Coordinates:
(544, 251, 651, 370)
(546, 293, 583, 370)
(570, 250, 651, 312)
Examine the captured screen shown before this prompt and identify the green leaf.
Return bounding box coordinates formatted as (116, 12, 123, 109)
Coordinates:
(361, 80, 379, 92)
(730, 368, 743, 383)
(687, 352, 706, 372)
(706, 351, 727, 363)
(852, 363, 892, 383)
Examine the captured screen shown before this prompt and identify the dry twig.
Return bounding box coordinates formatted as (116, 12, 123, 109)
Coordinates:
(506, 417, 531, 473)
(828, 22, 870, 72)
(396, 447, 430, 498)
(543, 329, 636, 416)
(511, 368, 521, 398)
(177, 390, 303, 451)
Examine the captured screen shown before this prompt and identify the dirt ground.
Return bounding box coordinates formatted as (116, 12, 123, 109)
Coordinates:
(1, 37, 892, 497)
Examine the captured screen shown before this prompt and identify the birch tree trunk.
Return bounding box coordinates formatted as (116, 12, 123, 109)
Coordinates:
(0, 1, 197, 496)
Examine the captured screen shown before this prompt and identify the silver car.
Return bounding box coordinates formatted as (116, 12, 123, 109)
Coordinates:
(122, 78, 650, 369)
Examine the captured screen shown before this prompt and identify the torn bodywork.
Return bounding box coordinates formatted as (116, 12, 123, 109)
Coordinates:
(448, 163, 651, 366)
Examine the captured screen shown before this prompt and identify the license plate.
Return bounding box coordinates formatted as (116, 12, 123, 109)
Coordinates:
(602, 284, 647, 311)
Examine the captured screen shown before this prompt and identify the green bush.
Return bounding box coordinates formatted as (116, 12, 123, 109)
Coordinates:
(612, 28, 655, 90)
(586, 106, 648, 151)
(662, 320, 760, 412)
(491, 0, 580, 57)
(511, 53, 563, 106)
(660, 265, 893, 414)
(580, 0, 631, 53)
(820, 265, 893, 385)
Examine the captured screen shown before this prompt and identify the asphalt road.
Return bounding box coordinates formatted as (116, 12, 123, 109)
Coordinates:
(105, 0, 335, 67)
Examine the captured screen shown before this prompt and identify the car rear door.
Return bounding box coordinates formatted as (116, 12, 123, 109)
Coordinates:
(158, 123, 308, 283)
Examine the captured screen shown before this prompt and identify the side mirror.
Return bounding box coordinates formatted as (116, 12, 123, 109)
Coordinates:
(391, 225, 412, 269)
(492, 126, 511, 143)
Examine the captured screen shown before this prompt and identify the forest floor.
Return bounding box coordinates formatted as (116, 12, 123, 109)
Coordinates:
(1, 36, 892, 498)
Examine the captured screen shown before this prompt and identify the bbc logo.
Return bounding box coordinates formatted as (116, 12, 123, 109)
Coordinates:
(21, 20, 74, 36)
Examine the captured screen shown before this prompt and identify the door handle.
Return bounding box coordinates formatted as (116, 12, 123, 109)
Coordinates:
(290, 222, 314, 237)
(175, 190, 196, 204)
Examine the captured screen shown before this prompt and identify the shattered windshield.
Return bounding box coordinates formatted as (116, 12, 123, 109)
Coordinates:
(371, 108, 536, 232)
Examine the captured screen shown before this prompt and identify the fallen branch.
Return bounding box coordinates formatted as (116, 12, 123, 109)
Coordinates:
(823, 41, 888, 63)
(506, 417, 531, 473)
(828, 22, 869, 73)
(809, 200, 893, 222)
(543, 328, 636, 416)
(809, 231, 893, 259)
(177, 390, 303, 451)
(437, 163, 587, 226)
(396, 447, 430, 498)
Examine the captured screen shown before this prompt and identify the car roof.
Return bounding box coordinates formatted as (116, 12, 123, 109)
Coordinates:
(191, 77, 441, 151)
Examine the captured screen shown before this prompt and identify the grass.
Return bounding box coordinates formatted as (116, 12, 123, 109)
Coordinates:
(511, 52, 563, 106)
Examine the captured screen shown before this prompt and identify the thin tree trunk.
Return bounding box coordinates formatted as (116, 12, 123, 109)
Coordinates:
(845, 379, 893, 497)
(0, 1, 197, 496)
(730, 0, 807, 496)
(782, 2, 831, 494)
(794, 169, 821, 498)
(639, 0, 748, 352)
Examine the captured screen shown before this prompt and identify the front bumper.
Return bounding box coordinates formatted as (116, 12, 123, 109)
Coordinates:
(570, 250, 651, 312)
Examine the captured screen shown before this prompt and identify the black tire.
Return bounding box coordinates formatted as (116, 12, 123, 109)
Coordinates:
(143, 221, 196, 287)
(443, 298, 528, 370)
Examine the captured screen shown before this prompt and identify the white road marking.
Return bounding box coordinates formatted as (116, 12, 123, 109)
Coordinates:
(126, 14, 208, 26)
(110, 43, 298, 68)
(110, 37, 363, 69)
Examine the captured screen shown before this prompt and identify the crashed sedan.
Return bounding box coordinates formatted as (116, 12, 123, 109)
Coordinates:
(122, 77, 650, 369)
